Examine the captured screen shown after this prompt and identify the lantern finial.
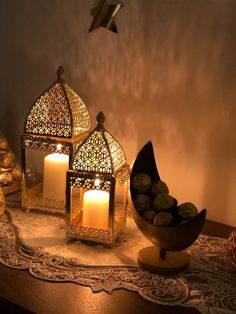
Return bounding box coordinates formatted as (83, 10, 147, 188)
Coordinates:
(96, 111, 105, 125)
(57, 65, 64, 82)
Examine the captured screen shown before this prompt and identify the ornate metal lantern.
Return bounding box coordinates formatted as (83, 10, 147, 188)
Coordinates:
(66, 112, 129, 245)
(22, 66, 91, 214)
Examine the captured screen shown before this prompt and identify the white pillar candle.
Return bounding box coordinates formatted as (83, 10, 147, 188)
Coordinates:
(83, 190, 109, 230)
(43, 153, 69, 201)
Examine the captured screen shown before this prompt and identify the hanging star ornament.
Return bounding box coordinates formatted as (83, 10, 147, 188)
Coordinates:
(88, 0, 124, 33)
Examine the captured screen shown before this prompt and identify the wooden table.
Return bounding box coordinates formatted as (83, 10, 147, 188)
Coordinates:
(0, 220, 233, 314)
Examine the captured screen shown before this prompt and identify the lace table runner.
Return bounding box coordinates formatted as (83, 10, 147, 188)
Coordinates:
(0, 207, 235, 314)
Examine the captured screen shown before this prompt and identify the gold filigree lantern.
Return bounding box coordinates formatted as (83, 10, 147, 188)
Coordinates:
(66, 112, 129, 245)
(22, 66, 91, 214)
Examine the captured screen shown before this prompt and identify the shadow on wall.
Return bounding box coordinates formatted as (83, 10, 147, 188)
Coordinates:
(0, 0, 235, 224)
(83, 0, 236, 224)
(0, 0, 91, 158)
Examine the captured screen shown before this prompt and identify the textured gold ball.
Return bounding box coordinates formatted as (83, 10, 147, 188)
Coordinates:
(0, 138, 8, 150)
(142, 210, 156, 224)
(0, 172, 14, 186)
(178, 202, 198, 219)
(153, 212, 173, 227)
(153, 194, 176, 212)
(151, 180, 169, 196)
(11, 166, 21, 179)
(133, 194, 151, 212)
(132, 173, 152, 193)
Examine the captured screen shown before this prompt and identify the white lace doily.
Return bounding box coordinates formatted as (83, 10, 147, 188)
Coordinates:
(0, 207, 235, 314)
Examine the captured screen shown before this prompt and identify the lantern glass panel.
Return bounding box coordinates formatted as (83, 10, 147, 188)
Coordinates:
(22, 136, 74, 213)
(114, 171, 128, 236)
(67, 171, 115, 244)
(66, 167, 129, 245)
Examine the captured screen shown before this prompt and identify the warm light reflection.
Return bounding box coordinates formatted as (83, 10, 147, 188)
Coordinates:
(56, 143, 62, 151)
(94, 178, 101, 187)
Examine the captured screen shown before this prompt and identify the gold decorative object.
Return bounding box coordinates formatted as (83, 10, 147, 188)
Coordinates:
(66, 111, 129, 245)
(227, 230, 236, 272)
(22, 66, 91, 214)
(128, 141, 206, 273)
(0, 187, 5, 215)
(0, 131, 21, 195)
(88, 0, 123, 33)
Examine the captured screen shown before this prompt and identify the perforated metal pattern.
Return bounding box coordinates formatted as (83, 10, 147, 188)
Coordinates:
(72, 131, 113, 173)
(64, 84, 90, 136)
(25, 83, 71, 137)
(23, 135, 70, 154)
(72, 119, 127, 174)
(25, 82, 90, 138)
(67, 224, 112, 244)
(104, 131, 126, 172)
(70, 176, 111, 191)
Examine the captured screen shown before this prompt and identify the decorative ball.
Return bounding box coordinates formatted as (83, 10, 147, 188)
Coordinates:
(153, 212, 173, 227)
(0, 138, 8, 150)
(153, 193, 176, 212)
(133, 194, 151, 212)
(1, 152, 14, 168)
(178, 202, 198, 219)
(0, 172, 13, 186)
(142, 210, 156, 224)
(151, 180, 169, 196)
(11, 166, 21, 179)
(132, 173, 152, 193)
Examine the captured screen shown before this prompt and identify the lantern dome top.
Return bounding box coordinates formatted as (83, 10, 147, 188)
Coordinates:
(25, 66, 90, 138)
(72, 111, 127, 174)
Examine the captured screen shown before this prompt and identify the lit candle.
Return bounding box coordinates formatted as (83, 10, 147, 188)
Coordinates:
(43, 153, 69, 201)
(83, 190, 109, 229)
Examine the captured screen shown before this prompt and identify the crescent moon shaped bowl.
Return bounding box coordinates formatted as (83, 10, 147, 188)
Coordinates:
(128, 141, 207, 272)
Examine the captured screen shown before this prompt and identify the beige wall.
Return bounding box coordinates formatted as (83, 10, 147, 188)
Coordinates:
(0, 0, 235, 226)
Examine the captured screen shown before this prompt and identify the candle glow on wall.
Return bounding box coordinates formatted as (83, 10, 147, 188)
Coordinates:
(21, 66, 91, 214)
(66, 112, 129, 245)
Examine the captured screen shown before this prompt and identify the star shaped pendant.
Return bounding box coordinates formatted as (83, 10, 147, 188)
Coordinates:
(88, 0, 124, 33)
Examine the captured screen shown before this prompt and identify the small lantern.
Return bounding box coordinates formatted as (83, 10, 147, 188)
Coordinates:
(66, 112, 129, 245)
(22, 66, 91, 214)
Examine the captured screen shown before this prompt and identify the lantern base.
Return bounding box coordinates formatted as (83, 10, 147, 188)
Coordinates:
(137, 246, 189, 274)
(23, 183, 66, 215)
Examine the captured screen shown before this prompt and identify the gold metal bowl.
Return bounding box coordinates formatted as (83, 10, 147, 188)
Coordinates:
(128, 141, 207, 273)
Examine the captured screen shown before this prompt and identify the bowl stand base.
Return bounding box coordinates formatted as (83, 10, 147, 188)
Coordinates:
(138, 246, 189, 274)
